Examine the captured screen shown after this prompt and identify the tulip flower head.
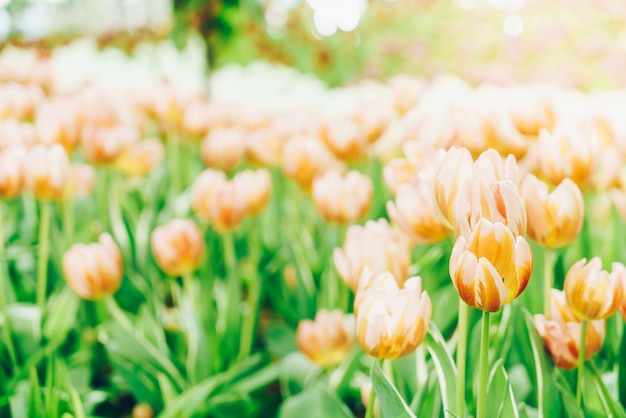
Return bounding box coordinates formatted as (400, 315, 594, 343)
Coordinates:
(563, 258, 624, 321)
(0, 146, 26, 199)
(534, 289, 605, 369)
(333, 219, 411, 292)
(151, 219, 205, 277)
(449, 218, 533, 312)
(201, 127, 247, 171)
(354, 269, 431, 359)
(191, 169, 248, 232)
(312, 170, 372, 224)
(115, 138, 165, 178)
(233, 169, 272, 216)
(521, 174, 584, 248)
(296, 309, 355, 367)
(24, 144, 71, 201)
(63, 234, 123, 300)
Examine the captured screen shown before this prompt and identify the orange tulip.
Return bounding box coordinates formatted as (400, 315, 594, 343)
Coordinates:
(354, 269, 431, 359)
(312, 170, 372, 224)
(563, 258, 624, 321)
(23, 144, 71, 201)
(449, 218, 533, 312)
(520, 175, 584, 248)
(333, 219, 411, 292)
(534, 289, 605, 370)
(296, 309, 354, 367)
(281, 136, 343, 189)
(151, 219, 204, 277)
(190, 169, 248, 232)
(63, 234, 123, 300)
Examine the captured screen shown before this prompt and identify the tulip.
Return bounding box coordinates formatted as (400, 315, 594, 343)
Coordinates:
(35, 99, 80, 154)
(333, 219, 411, 291)
(388, 74, 425, 115)
(23, 144, 71, 201)
(432, 147, 473, 227)
(233, 169, 272, 215)
(82, 125, 140, 165)
(354, 269, 431, 359)
(323, 120, 368, 161)
(534, 289, 605, 370)
(281, 136, 343, 189)
(151, 219, 204, 277)
(201, 127, 247, 171)
(115, 138, 165, 178)
(245, 127, 285, 167)
(296, 309, 355, 367)
(63, 233, 123, 300)
(534, 126, 595, 187)
(454, 178, 527, 238)
(563, 257, 624, 321)
(387, 183, 451, 244)
(382, 158, 420, 195)
(520, 175, 584, 248)
(190, 169, 248, 232)
(0, 146, 26, 199)
(449, 218, 533, 312)
(312, 170, 372, 224)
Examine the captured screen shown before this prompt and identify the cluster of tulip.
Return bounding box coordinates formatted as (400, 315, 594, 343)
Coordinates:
(3, 59, 626, 417)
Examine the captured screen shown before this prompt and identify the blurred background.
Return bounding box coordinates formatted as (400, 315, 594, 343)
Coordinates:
(1, 0, 626, 91)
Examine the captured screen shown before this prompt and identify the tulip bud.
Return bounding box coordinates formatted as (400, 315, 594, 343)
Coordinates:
(0, 146, 26, 199)
(151, 219, 204, 277)
(312, 170, 372, 224)
(449, 218, 533, 312)
(201, 127, 247, 171)
(245, 127, 285, 167)
(24, 144, 71, 201)
(354, 269, 431, 359)
(454, 178, 527, 238)
(190, 169, 248, 232)
(323, 120, 368, 161)
(534, 289, 605, 369)
(82, 125, 140, 165)
(387, 183, 451, 244)
(333, 219, 411, 292)
(115, 138, 165, 178)
(534, 126, 595, 186)
(63, 233, 123, 300)
(433, 147, 473, 227)
(296, 309, 355, 367)
(233, 169, 272, 215)
(281, 136, 343, 189)
(520, 175, 584, 248)
(563, 258, 624, 321)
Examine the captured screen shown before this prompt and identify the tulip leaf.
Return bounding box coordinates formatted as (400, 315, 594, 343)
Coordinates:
(42, 286, 80, 342)
(415, 374, 442, 418)
(371, 359, 417, 418)
(619, 328, 626, 408)
(424, 325, 458, 417)
(583, 363, 626, 418)
(278, 384, 354, 418)
(522, 309, 562, 418)
(554, 371, 583, 418)
(487, 359, 519, 418)
(279, 352, 322, 397)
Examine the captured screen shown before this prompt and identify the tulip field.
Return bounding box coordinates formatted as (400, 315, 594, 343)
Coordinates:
(4, 4, 626, 417)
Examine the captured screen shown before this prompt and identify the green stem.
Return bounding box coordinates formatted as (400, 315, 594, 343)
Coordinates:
(182, 272, 195, 305)
(223, 231, 240, 362)
(477, 310, 490, 418)
(0, 204, 18, 371)
(167, 131, 181, 197)
(104, 295, 133, 332)
(457, 300, 469, 417)
(62, 198, 74, 249)
(98, 168, 110, 231)
(576, 320, 588, 408)
(36, 201, 51, 310)
(365, 377, 377, 418)
(544, 248, 554, 319)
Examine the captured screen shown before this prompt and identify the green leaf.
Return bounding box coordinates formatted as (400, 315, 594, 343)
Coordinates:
(279, 384, 354, 418)
(522, 309, 562, 418)
(487, 359, 519, 418)
(583, 363, 626, 418)
(371, 360, 416, 418)
(27, 366, 44, 418)
(554, 371, 583, 418)
(618, 326, 626, 408)
(7, 304, 42, 363)
(279, 352, 322, 397)
(43, 287, 79, 342)
(424, 325, 458, 416)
